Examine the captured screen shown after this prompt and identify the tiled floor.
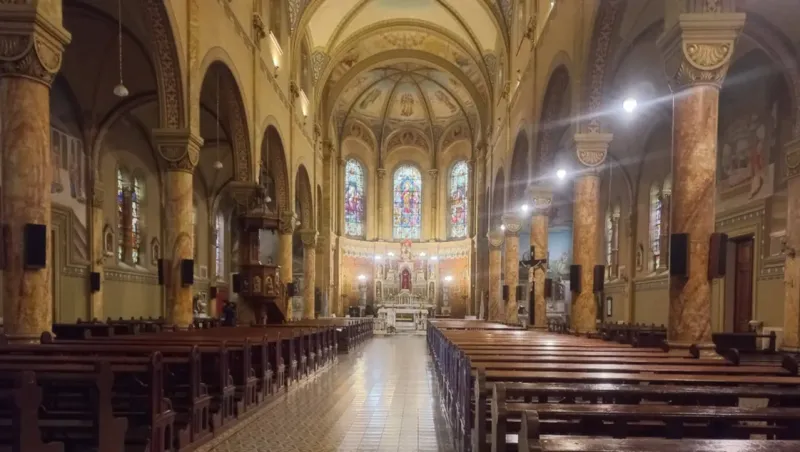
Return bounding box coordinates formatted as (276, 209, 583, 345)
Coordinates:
(201, 335, 455, 452)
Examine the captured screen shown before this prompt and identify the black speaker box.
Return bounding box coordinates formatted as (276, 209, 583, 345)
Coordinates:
(287, 282, 296, 297)
(569, 265, 581, 293)
(515, 285, 524, 301)
(502, 285, 509, 301)
(544, 278, 553, 298)
(157, 259, 165, 285)
(210, 286, 218, 299)
(181, 259, 194, 286)
(90, 271, 101, 293)
(24, 223, 47, 269)
(529, 284, 535, 326)
(670, 233, 690, 277)
(708, 232, 728, 280)
(593, 265, 605, 293)
(232, 274, 241, 293)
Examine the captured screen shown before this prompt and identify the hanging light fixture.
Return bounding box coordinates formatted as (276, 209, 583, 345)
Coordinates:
(113, 0, 129, 98)
(213, 70, 223, 170)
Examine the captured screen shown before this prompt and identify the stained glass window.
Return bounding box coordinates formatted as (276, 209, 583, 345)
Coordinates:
(344, 159, 366, 237)
(650, 185, 662, 271)
(131, 176, 144, 265)
(116, 167, 129, 261)
(392, 165, 422, 240)
(449, 161, 469, 238)
(215, 212, 224, 279)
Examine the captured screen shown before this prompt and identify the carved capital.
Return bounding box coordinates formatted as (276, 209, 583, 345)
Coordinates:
(91, 181, 104, 209)
(658, 12, 745, 90)
(574, 132, 613, 168)
(377, 168, 387, 179)
(322, 140, 335, 158)
(428, 169, 439, 180)
(488, 229, 505, 249)
(152, 128, 203, 173)
(526, 184, 553, 217)
(289, 81, 300, 99)
(299, 229, 318, 248)
(0, 9, 71, 86)
(279, 210, 298, 235)
(252, 13, 266, 42)
(786, 137, 800, 180)
(502, 213, 523, 235)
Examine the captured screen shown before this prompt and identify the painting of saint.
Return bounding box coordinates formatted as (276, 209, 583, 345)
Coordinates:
(719, 107, 775, 198)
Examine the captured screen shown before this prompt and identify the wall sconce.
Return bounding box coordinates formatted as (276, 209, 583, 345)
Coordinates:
(269, 31, 282, 78)
(358, 274, 367, 282)
(444, 275, 453, 282)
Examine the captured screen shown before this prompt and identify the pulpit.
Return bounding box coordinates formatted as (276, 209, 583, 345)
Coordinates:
(233, 182, 287, 324)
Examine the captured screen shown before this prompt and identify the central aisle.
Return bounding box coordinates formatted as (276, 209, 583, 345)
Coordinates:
(201, 335, 455, 452)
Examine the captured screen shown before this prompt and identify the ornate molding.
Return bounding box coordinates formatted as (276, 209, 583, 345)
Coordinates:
(574, 132, 613, 168)
(0, 10, 71, 86)
(252, 13, 266, 43)
(786, 138, 800, 180)
(151, 128, 203, 173)
(658, 13, 745, 90)
(299, 229, 318, 248)
(527, 184, 553, 217)
(279, 210, 298, 235)
(488, 229, 505, 249)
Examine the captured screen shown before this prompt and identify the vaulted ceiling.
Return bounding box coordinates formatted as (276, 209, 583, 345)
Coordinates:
(298, 0, 508, 152)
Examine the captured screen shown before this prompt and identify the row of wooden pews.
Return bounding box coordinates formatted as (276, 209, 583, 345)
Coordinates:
(0, 316, 373, 452)
(428, 319, 800, 452)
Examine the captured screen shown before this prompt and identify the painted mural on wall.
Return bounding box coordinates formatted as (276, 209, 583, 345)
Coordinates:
(50, 86, 88, 229)
(718, 109, 776, 200)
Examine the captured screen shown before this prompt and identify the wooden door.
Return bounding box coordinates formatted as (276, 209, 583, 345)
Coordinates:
(733, 237, 754, 333)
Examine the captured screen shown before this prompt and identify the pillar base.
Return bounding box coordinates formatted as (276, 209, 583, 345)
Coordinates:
(3, 332, 44, 344)
(780, 346, 800, 353)
(667, 341, 721, 359)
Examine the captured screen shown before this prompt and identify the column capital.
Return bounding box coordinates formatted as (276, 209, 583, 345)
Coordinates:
(488, 229, 505, 249)
(657, 12, 745, 90)
(299, 229, 318, 248)
(152, 128, 204, 173)
(322, 139, 336, 158)
(501, 213, 523, 235)
(377, 167, 387, 179)
(428, 169, 439, 179)
(91, 180, 104, 208)
(0, 6, 71, 86)
(785, 137, 800, 180)
(526, 184, 553, 217)
(574, 132, 613, 169)
(279, 210, 298, 235)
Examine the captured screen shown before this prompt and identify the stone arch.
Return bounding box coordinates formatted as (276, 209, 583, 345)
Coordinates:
(491, 168, 506, 230)
(295, 165, 314, 229)
(509, 131, 529, 208)
(198, 58, 253, 182)
(144, 0, 186, 129)
(261, 125, 291, 215)
(536, 65, 571, 177)
(581, 0, 627, 133)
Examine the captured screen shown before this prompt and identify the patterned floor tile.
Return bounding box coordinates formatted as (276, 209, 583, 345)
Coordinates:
(201, 335, 455, 452)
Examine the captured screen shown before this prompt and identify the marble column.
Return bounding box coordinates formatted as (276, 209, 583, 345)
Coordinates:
(502, 213, 522, 324)
(279, 210, 296, 319)
(300, 229, 317, 319)
(657, 10, 744, 352)
(487, 230, 505, 322)
(571, 133, 613, 334)
(376, 168, 386, 240)
(528, 185, 552, 329)
(429, 169, 439, 238)
(781, 139, 800, 351)
(152, 129, 202, 329)
(658, 186, 672, 273)
(89, 179, 105, 320)
(0, 14, 70, 342)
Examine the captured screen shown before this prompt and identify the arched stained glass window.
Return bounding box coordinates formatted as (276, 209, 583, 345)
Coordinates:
(116, 167, 129, 261)
(392, 165, 422, 240)
(449, 161, 469, 238)
(649, 185, 662, 271)
(605, 209, 613, 266)
(131, 175, 144, 265)
(344, 159, 366, 237)
(215, 212, 224, 279)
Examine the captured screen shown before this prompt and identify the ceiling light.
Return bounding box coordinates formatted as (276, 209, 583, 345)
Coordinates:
(213, 161, 223, 170)
(358, 274, 366, 281)
(500, 224, 506, 231)
(521, 204, 529, 212)
(556, 169, 566, 180)
(622, 97, 638, 113)
(444, 275, 453, 282)
(113, 83, 129, 98)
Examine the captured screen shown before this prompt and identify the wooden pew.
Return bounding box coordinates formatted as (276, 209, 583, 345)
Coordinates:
(0, 371, 64, 452)
(516, 410, 800, 452)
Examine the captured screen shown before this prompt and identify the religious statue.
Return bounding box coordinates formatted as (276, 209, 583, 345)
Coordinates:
(400, 239, 412, 261)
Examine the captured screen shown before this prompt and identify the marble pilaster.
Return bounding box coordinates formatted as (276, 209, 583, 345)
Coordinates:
(528, 185, 552, 329)
(152, 129, 203, 329)
(0, 12, 70, 342)
(376, 168, 386, 240)
(429, 169, 439, 238)
(658, 10, 744, 351)
(300, 229, 317, 319)
(90, 179, 105, 320)
(502, 213, 522, 324)
(781, 139, 800, 351)
(571, 133, 612, 334)
(487, 230, 505, 322)
(279, 210, 297, 319)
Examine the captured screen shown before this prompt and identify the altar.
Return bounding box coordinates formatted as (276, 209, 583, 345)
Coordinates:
(374, 290, 433, 333)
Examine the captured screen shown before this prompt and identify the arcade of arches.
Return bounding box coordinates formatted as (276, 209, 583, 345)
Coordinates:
(2, 0, 800, 352)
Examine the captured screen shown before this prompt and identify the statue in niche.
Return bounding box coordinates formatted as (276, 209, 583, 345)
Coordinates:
(401, 269, 412, 291)
(428, 281, 435, 299)
(265, 276, 273, 293)
(253, 276, 262, 294)
(636, 244, 644, 271)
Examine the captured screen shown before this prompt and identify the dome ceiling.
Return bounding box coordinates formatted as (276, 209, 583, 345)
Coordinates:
(335, 63, 478, 139)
